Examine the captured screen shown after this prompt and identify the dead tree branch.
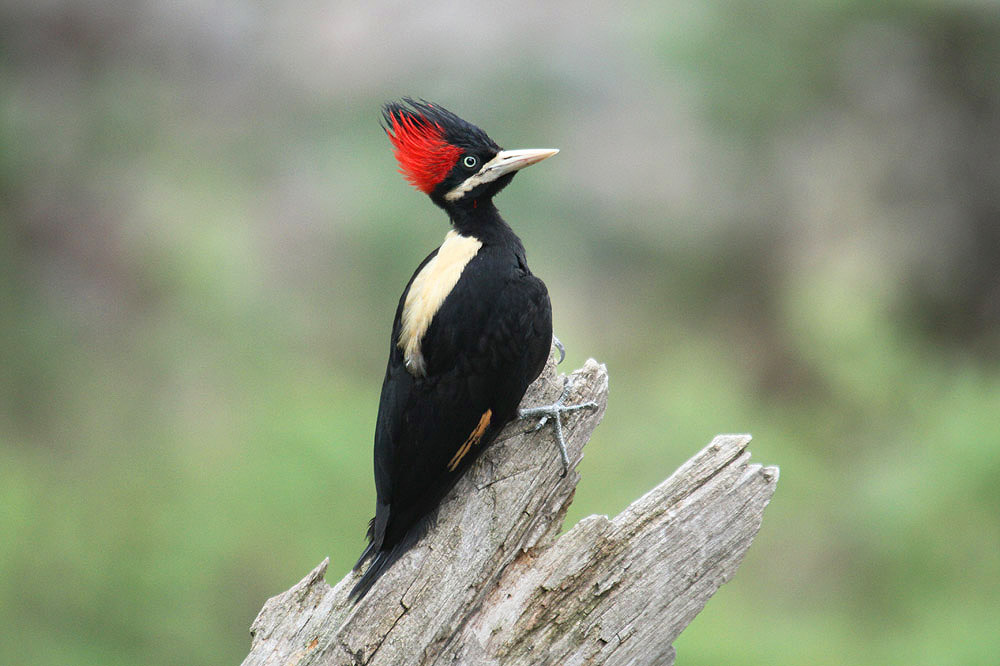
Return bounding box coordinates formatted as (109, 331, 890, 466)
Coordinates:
(242, 355, 778, 665)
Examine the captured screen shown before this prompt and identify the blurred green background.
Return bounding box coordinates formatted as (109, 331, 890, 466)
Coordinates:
(2, 1, 999, 664)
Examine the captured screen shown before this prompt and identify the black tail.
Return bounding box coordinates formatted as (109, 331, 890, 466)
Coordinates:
(349, 542, 405, 601)
(353, 515, 381, 571)
(349, 506, 434, 602)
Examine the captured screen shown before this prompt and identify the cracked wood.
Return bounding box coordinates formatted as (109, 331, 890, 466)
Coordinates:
(241, 353, 778, 666)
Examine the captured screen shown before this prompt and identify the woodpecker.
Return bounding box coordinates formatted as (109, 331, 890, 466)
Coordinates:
(351, 99, 589, 601)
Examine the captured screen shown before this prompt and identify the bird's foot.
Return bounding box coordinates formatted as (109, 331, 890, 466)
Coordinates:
(518, 376, 598, 477)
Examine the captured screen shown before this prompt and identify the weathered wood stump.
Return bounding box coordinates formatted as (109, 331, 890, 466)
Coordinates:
(242, 355, 778, 665)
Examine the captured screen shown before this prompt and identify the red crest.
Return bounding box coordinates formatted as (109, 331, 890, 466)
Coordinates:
(385, 110, 462, 194)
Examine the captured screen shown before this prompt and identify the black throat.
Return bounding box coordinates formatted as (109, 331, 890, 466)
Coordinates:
(447, 200, 525, 256)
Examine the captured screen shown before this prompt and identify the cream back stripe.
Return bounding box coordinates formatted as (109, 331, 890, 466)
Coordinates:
(398, 230, 482, 375)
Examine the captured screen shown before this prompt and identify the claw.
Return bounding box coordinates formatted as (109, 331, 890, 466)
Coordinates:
(552, 335, 566, 365)
(519, 376, 598, 477)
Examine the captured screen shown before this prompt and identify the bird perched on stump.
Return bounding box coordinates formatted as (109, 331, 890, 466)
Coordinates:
(351, 99, 593, 601)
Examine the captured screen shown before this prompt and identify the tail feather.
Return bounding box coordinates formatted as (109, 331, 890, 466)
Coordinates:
(349, 506, 435, 602)
(352, 519, 378, 572)
(349, 543, 405, 602)
(354, 503, 390, 573)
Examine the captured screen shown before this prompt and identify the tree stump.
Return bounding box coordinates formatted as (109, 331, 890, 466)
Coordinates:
(242, 355, 778, 665)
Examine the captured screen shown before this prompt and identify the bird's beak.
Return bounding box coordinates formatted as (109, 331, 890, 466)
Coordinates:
(483, 148, 559, 179)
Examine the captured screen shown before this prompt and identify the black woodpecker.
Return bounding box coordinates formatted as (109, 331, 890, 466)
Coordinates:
(351, 99, 588, 601)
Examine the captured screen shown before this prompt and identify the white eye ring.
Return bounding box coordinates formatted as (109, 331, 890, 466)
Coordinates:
(463, 155, 478, 169)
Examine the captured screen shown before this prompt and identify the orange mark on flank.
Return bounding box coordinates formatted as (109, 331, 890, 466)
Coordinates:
(448, 409, 493, 471)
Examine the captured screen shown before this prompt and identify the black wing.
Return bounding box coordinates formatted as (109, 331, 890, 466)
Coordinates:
(350, 246, 551, 600)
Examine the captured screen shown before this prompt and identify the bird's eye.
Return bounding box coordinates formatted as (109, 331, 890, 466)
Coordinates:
(463, 155, 478, 169)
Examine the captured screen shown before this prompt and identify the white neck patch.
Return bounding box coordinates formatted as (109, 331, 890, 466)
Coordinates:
(398, 230, 482, 375)
(444, 170, 491, 202)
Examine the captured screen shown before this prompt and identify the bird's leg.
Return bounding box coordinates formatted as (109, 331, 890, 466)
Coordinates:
(552, 335, 566, 365)
(518, 375, 598, 477)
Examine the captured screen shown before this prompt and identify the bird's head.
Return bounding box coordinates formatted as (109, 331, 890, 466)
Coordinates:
(383, 98, 557, 212)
